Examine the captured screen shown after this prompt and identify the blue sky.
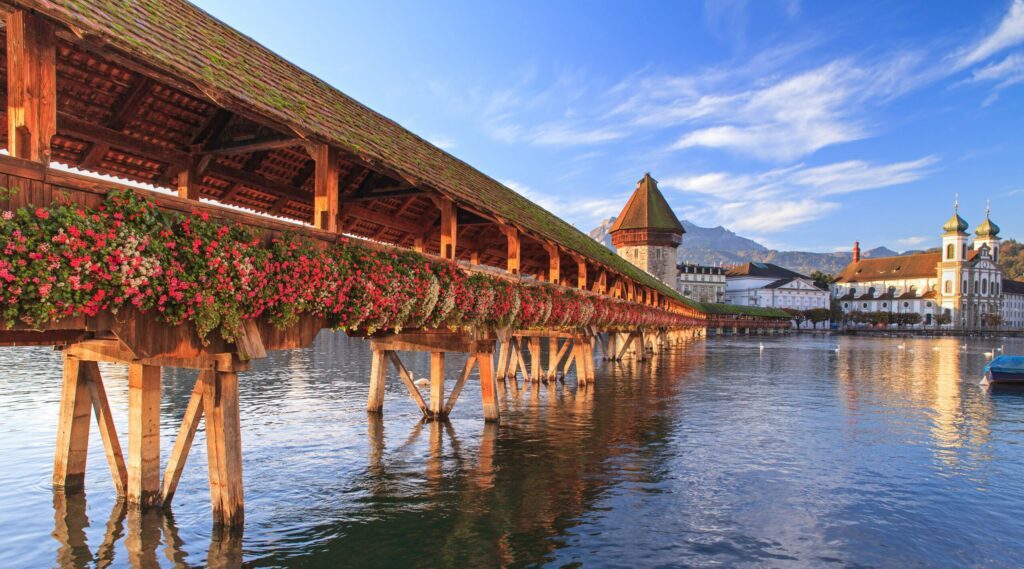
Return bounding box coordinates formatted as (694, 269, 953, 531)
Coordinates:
(193, 0, 1024, 253)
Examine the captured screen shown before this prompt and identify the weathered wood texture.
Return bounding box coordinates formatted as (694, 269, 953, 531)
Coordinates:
(127, 364, 161, 508)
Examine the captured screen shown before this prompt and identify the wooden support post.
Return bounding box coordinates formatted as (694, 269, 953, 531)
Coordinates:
(6, 10, 56, 162)
(470, 249, 480, 265)
(429, 352, 445, 418)
(438, 198, 457, 260)
(444, 356, 476, 415)
(576, 258, 588, 289)
(85, 362, 128, 497)
(546, 337, 557, 381)
(385, 351, 429, 415)
(367, 349, 387, 413)
(495, 339, 510, 381)
(127, 364, 161, 508)
(528, 338, 541, 383)
(513, 339, 529, 388)
(177, 159, 200, 200)
(312, 143, 340, 232)
(570, 342, 586, 385)
(202, 370, 244, 527)
(53, 355, 91, 493)
(503, 227, 521, 275)
(413, 235, 425, 253)
(478, 352, 500, 422)
(161, 373, 206, 505)
(544, 243, 560, 284)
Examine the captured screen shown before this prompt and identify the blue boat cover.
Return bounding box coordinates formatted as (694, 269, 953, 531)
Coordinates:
(985, 356, 1024, 374)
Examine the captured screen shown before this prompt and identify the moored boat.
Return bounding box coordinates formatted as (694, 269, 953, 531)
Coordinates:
(984, 356, 1024, 385)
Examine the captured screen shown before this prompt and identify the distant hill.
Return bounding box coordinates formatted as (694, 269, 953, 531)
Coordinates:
(589, 217, 899, 276)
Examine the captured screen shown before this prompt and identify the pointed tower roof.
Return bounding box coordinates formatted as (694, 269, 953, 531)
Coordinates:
(975, 202, 1000, 238)
(943, 195, 968, 235)
(609, 173, 685, 234)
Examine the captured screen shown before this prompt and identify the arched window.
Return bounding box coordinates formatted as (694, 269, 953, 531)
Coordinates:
(850, 288, 857, 296)
(888, 286, 896, 296)
(944, 280, 953, 294)
(947, 244, 955, 259)
(903, 302, 910, 307)
(963, 243, 968, 259)
(982, 278, 988, 295)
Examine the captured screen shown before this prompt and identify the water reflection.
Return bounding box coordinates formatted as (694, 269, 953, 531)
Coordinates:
(5, 334, 1024, 567)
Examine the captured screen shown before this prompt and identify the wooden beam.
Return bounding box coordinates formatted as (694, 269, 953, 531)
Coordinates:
(53, 354, 91, 492)
(444, 355, 477, 415)
(575, 258, 588, 289)
(385, 351, 429, 415)
(58, 112, 190, 166)
(312, 143, 340, 232)
(430, 352, 445, 417)
(108, 77, 154, 131)
(437, 198, 457, 260)
(127, 364, 161, 508)
(501, 226, 521, 275)
(202, 370, 244, 527)
(84, 362, 128, 497)
(6, 10, 56, 162)
(199, 135, 299, 156)
(177, 158, 200, 200)
(161, 373, 205, 504)
(543, 243, 560, 284)
(367, 349, 387, 413)
(344, 203, 424, 235)
(478, 352, 500, 423)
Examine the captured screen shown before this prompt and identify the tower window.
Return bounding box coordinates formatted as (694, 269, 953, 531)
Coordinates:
(944, 280, 952, 294)
(947, 244, 955, 259)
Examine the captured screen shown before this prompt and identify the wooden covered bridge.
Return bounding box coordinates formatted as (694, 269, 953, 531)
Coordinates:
(0, 0, 788, 528)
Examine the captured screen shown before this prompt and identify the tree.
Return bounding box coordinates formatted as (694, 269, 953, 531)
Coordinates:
(805, 308, 831, 329)
(783, 308, 806, 329)
(999, 239, 1024, 280)
(982, 313, 1003, 328)
(936, 312, 952, 327)
(810, 270, 837, 291)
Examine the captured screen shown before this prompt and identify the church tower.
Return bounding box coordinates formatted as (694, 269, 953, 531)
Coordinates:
(974, 202, 1001, 262)
(939, 197, 969, 327)
(609, 173, 684, 286)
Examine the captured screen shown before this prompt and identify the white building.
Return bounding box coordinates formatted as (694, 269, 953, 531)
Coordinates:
(725, 263, 830, 328)
(833, 202, 1020, 330)
(677, 264, 726, 303)
(1005, 280, 1024, 329)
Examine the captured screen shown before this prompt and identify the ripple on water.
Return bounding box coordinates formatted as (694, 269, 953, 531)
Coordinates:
(2, 334, 1024, 567)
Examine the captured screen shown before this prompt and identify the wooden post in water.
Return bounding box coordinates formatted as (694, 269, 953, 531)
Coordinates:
(429, 352, 445, 418)
(367, 349, 387, 413)
(202, 370, 244, 527)
(478, 351, 500, 422)
(53, 355, 91, 493)
(127, 364, 161, 508)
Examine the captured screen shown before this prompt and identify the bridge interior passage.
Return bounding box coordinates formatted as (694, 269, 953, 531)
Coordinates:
(0, 0, 787, 530)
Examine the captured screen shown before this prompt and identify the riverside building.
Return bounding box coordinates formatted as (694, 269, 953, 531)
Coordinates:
(833, 202, 1023, 330)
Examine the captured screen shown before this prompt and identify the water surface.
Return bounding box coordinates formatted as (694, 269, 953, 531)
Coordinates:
(1, 333, 1023, 567)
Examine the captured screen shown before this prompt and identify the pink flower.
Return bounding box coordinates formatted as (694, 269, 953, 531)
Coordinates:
(35, 208, 49, 220)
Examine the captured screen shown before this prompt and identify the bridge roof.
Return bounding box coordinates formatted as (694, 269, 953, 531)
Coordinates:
(15, 0, 694, 307)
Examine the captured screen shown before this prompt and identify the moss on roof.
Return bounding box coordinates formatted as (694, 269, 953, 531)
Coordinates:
(609, 173, 684, 234)
(24, 0, 704, 307)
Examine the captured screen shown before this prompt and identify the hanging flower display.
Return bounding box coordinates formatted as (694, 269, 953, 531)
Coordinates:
(0, 190, 701, 342)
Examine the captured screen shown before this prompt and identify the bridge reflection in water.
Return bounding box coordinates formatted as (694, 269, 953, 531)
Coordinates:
(38, 332, 706, 568)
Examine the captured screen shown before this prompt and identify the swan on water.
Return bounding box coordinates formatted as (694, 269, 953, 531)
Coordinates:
(414, 378, 430, 387)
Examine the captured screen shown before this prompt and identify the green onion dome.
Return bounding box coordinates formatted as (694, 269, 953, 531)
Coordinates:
(943, 211, 968, 234)
(975, 209, 1000, 238)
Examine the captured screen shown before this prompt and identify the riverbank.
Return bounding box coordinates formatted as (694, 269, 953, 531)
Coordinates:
(838, 328, 1024, 339)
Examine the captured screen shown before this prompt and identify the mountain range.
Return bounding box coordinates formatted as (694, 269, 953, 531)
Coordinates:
(589, 218, 901, 276)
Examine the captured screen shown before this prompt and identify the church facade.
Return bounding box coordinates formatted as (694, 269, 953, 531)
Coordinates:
(833, 203, 1022, 330)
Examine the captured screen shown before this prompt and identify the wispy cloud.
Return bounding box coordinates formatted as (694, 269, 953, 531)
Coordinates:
(956, 0, 1024, 67)
(895, 236, 930, 248)
(503, 179, 625, 226)
(426, 135, 458, 150)
(661, 156, 935, 232)
(971, 51, 1024, 88)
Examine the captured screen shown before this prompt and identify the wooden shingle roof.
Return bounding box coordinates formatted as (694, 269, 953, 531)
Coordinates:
(17, 0, 694, 306)
(609, 173, 684, 234)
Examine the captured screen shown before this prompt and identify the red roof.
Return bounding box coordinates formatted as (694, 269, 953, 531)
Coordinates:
(836, 252, 940, 283)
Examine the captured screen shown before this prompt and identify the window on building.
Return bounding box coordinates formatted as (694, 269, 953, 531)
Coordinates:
(982, 278, 988, 295)
(945, 280, 953, 294)
(963, 243, 968, 259)
(947, 244, 955, 259)
(903, 302, 910, 307)
(882, 303, 888, 308)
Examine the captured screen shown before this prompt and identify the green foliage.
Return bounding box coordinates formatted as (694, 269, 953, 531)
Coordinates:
(999, 239, 1024, 280)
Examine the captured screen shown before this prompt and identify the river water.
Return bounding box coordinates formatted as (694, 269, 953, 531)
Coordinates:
(1, 333, 1023, 568)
